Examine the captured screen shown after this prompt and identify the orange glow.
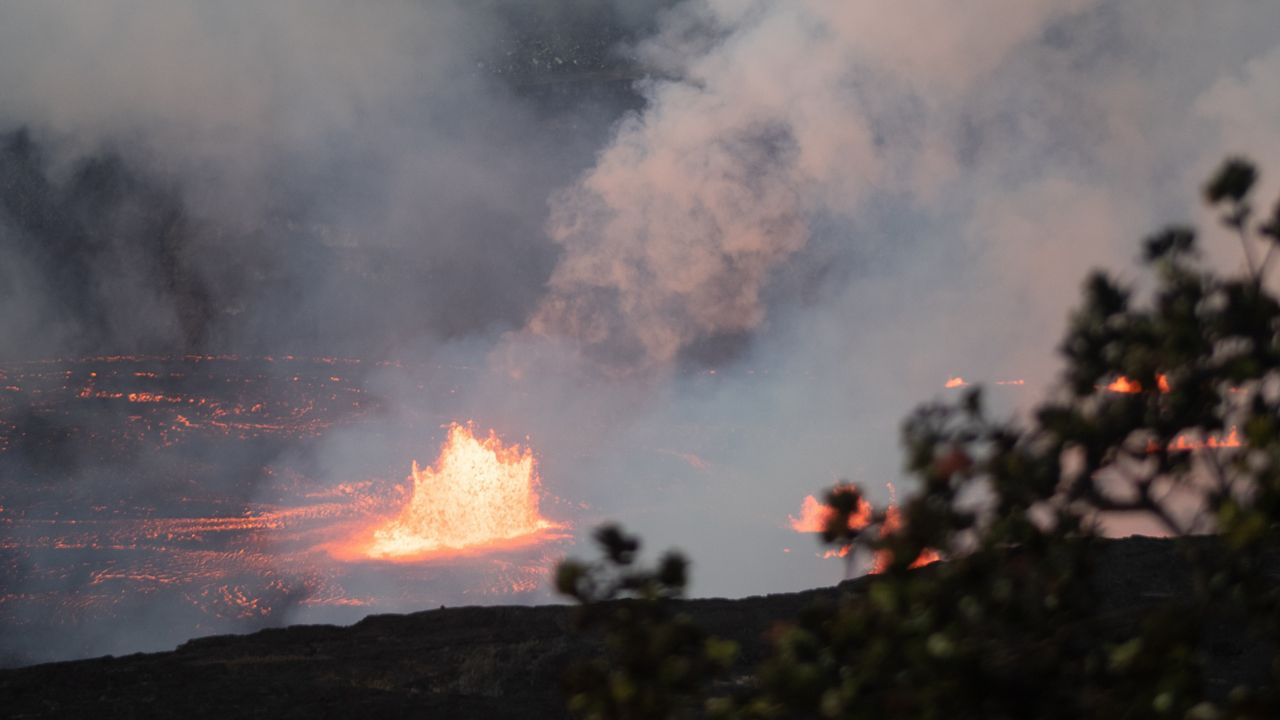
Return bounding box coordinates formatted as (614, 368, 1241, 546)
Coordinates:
(873, 504, 941, 573)
(1104, 374, 1170, 394)
(787, 494, 829, 532)
(350, 423, 557, 560)
(1205, 427, 1240, 448)
(822, 545, 851, 560)
(909, 548, 942, 568)
(789, 487, 939, 572)
(1157, 427, 1241, 452)
(1106, 376, 1143, 393)
(787, 491, 871, 533)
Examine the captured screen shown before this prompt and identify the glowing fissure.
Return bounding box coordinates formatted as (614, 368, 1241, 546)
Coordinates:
(364, 423, 555, 558)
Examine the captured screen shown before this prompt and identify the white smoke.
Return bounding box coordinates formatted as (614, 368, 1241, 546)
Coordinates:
(531, 0, 1093, 369)
(511, 0, 1280, 592)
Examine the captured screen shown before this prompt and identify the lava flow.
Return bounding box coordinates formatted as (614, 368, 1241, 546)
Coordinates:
(0, 356, 567, 666)
(339, 423, 559, 561)
(1105, 374, 1171, 394)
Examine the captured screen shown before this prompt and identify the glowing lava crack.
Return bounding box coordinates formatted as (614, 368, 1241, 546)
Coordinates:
(343, 423, 559, 560)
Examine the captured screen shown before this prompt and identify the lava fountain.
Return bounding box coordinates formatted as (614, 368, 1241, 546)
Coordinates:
(341, 423, 559, 561)
(0, 356, 578, 664)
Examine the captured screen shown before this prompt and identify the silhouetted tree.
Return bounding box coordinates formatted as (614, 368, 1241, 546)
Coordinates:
(557, 158, 1280, 719)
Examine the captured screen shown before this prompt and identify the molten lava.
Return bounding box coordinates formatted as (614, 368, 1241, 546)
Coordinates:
(359, 423, 557, 559)
(788, 492, 871, 533)
(1104, 374, 1170, 394)
(1149, 426, 1242, 453)
(875, 504, 941, 572)
(788, 487, 938, 572)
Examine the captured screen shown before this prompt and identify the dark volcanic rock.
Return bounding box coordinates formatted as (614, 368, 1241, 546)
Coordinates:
(0, 592, 828, 719)
(0, 536, 1274, 719)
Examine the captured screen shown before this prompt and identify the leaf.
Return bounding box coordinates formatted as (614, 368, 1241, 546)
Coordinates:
(1143, 227, 1197, 262)
(1204, 157, 1257, 205)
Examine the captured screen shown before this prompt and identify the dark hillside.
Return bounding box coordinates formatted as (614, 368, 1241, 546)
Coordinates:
(1, 536, 1273, 719)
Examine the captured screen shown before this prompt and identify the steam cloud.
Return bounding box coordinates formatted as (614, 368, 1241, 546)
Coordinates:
(532, 0, 1090, 368)
(1, 0, 1279, 664)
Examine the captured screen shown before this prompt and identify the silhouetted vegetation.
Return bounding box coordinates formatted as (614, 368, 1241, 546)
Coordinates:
(557, 158, 1280, 719)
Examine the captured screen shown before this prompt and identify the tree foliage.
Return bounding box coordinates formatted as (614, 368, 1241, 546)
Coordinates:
(556, 159, 1280, 719)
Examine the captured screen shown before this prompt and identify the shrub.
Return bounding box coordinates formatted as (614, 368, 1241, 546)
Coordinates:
(557, 159, 1280, 719)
